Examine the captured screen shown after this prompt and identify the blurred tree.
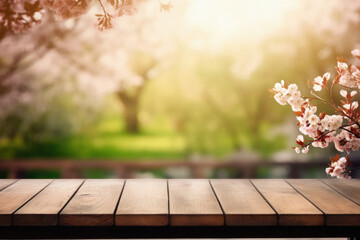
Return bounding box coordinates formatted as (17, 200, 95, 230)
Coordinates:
(0, 13, 107, 141)
(0, 0, 168, 39)
(56, 2, 175, 133)
(115, 51, 156, 133)
(156, 48, 288, 156)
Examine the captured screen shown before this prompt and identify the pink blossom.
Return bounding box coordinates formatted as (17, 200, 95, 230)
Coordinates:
(338, 62, 348, 71)
(340, 90, 347, 97)
(331, 166, 345, 178)
(302, 146, 309, 154)
(287, 84, 298, 94)
(337, 157, 347, 168)
(296, 135, 304, 142)
(313, 76, 323, 91)
(274, 83, 282, 91)
(272, 49, 360, 178)
(352, 101, 359, 109)
(339, 72, 356, 88)
(323, 72, 330, 81)
(351, 49, 360, 57)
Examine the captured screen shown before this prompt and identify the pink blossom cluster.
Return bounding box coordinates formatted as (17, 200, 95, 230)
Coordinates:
(325, 155, 351, 179)
(271, 49, 360, 179)
(42, 0, 93, 20)
(0, 0, 44, 35)
(336, 49, 360, 89)
(0, 0, 166, 36)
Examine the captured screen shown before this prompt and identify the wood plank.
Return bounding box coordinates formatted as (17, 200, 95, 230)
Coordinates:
(115, 179, 168, 226)
(211, 179, 276, 226)
(321, 179, 360, 205)
(169, 179, 223, 226)
(13, 179, 84, 226)
(0, 179, 17, 191)
(251, 179, 323, 226)
(59, 179, 124, 226)
(287, 179, 360, 226)
(0, 179, 53, 226)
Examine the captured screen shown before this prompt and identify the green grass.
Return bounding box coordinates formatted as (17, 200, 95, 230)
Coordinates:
(0, 96, 287, 161)
(0, 113, 186, 160)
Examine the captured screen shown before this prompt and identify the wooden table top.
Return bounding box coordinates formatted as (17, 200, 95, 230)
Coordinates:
(0, 178, 360, 228)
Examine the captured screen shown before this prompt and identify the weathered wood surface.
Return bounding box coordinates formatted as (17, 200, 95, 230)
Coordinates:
(14, 179, 84, 226)
(60, 179, 124, 226)
(0, 178, 360, 229)
(211, 179, 276, 226)
(0, 179, 17, 191)
(169, 179, 223, 226)
(321, 179, 360, 204)
(251, 179, 323, 226)
(0, 179, 52, 226)
(115, 179, 168, 226)
(287, 179, 360, 226)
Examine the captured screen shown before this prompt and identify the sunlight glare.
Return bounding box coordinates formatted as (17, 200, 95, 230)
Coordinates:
(183, 0, 299, 49)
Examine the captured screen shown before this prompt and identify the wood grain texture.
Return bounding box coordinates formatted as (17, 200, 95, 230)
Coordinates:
(116, 179, 168, 226)
(287, 179, 360, 226)
(59, 179, 124, 226)
(0, 179, 17, 191)
(251, 179, 323, 226)
(13, 179, 84, 226)
(211, 179, 276, 226)
(321, 179, 360, 205)
(169, 179, 223, 226)
(0, 179, 53, 226)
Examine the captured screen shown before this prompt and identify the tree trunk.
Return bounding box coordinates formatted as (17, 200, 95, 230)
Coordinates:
(115, 55, 154, 133)
(116, 90, 141, 134)
(123, 99, 139, 133)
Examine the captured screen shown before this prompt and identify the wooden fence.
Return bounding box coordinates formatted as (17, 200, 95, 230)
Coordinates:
(0, 158, 332, 178)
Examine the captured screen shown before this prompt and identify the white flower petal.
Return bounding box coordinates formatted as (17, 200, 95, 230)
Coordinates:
(337, 62, 348, 71)
(323, 72, 330, 80)
(313, 84, 322, 91)
(340, 90, 347, 98)
(351, 49, 360, 57)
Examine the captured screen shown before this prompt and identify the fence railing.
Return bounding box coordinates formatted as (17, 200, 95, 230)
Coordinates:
(0, 158, 332, 178)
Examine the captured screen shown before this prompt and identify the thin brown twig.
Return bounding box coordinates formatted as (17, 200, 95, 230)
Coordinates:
(310, 90, 329, 103)
(337, 107, 360, 129)
(339, 126, 360, 138)
(301, 122, 358, 148)
(97, 0, 107, 15)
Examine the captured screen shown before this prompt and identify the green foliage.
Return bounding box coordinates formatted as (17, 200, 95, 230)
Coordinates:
(23, 169, 61, 178)
(141, 48, 289, 157)
(0, 105, 186, 160)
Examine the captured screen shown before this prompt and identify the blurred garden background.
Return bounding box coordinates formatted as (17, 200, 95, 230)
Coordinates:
(0, 0, 360, 179)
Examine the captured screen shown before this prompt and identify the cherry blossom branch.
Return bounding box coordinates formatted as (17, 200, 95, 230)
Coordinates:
(337, 107, 360, 129)
(271, 49, 360, 179)
(339, 126, 360, 138)
(304, 94, 329, 105)
(97, 0, 108, 15)
(309, 91, 329, 104)
(300, 122, 358, 148)
(329, 80, 335, 105)
(301, 131, 334, 148)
